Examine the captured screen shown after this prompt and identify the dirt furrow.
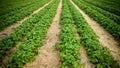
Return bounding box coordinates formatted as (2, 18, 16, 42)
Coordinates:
(71, 0, 120, 65)
(23, 0, 62, 68)
(75, 25, 94, 68)
(0, 0, 52, 40)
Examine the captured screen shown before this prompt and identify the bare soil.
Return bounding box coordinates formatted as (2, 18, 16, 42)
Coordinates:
(0, 0, 52, 40)
(23, 0, 62, 68)
(71, 0, 120, 65)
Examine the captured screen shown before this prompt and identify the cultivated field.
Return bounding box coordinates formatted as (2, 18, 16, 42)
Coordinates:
(0, 0, 120, 68)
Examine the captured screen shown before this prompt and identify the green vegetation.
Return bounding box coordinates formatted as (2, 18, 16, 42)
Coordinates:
(73, 0, 120, 41)
(55, 0, 81, 68)
(6, 0, 60, 67)
(84, 0, 120, 16)
(0, 0, 52, 62)
(0, 0, 120, 68)
(79, 0, 120, 25)
(69, 0, 120, 68)
(0, 0, 50, 31)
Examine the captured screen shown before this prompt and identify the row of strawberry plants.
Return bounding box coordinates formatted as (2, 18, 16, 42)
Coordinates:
(109, 0, 120, 4)
(6, 0, 60, 68)
(83, 0, 120, 16)
(68, 0, 120, 68)
(79, 0, 120, 25)
(0, 0, 41, 18)
(90, 0, 120, 8)
(73, 0, 120, 41)
(55, 0, 81, 68)
(0, 0, 38, 15)
(0, 0, 50, 31)
(0, 0, 54, 62)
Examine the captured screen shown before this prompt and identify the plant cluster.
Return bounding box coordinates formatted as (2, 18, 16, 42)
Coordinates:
(55, 0, 81, 68)
(6, 0, 60, 67)
(0, 0, 53, 62)
(73, 0, 120, 41)
(0, 0, 50, 31)
(80, 0, 120, 25)
(84, 0, 120, 16)
(70, 0, 120, 67)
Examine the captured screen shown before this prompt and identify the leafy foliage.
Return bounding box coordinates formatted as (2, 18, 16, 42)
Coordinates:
(55, 0, 81, 68)
(0, 0, 60, 68)
(0, 0, 50, 31)
(84, 0, 120, 16)
(0, 0, 53, 62)
(73, 0, 120, 41)
(79, 0, 120, 25)
(69, 0, 120, 68)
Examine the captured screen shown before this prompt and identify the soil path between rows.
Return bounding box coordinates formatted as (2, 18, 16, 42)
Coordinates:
(75, 25, 95, 68)
(0, 0, 52, 40)
(71, 0, 120, 65)
(23, 0, 62, 68)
